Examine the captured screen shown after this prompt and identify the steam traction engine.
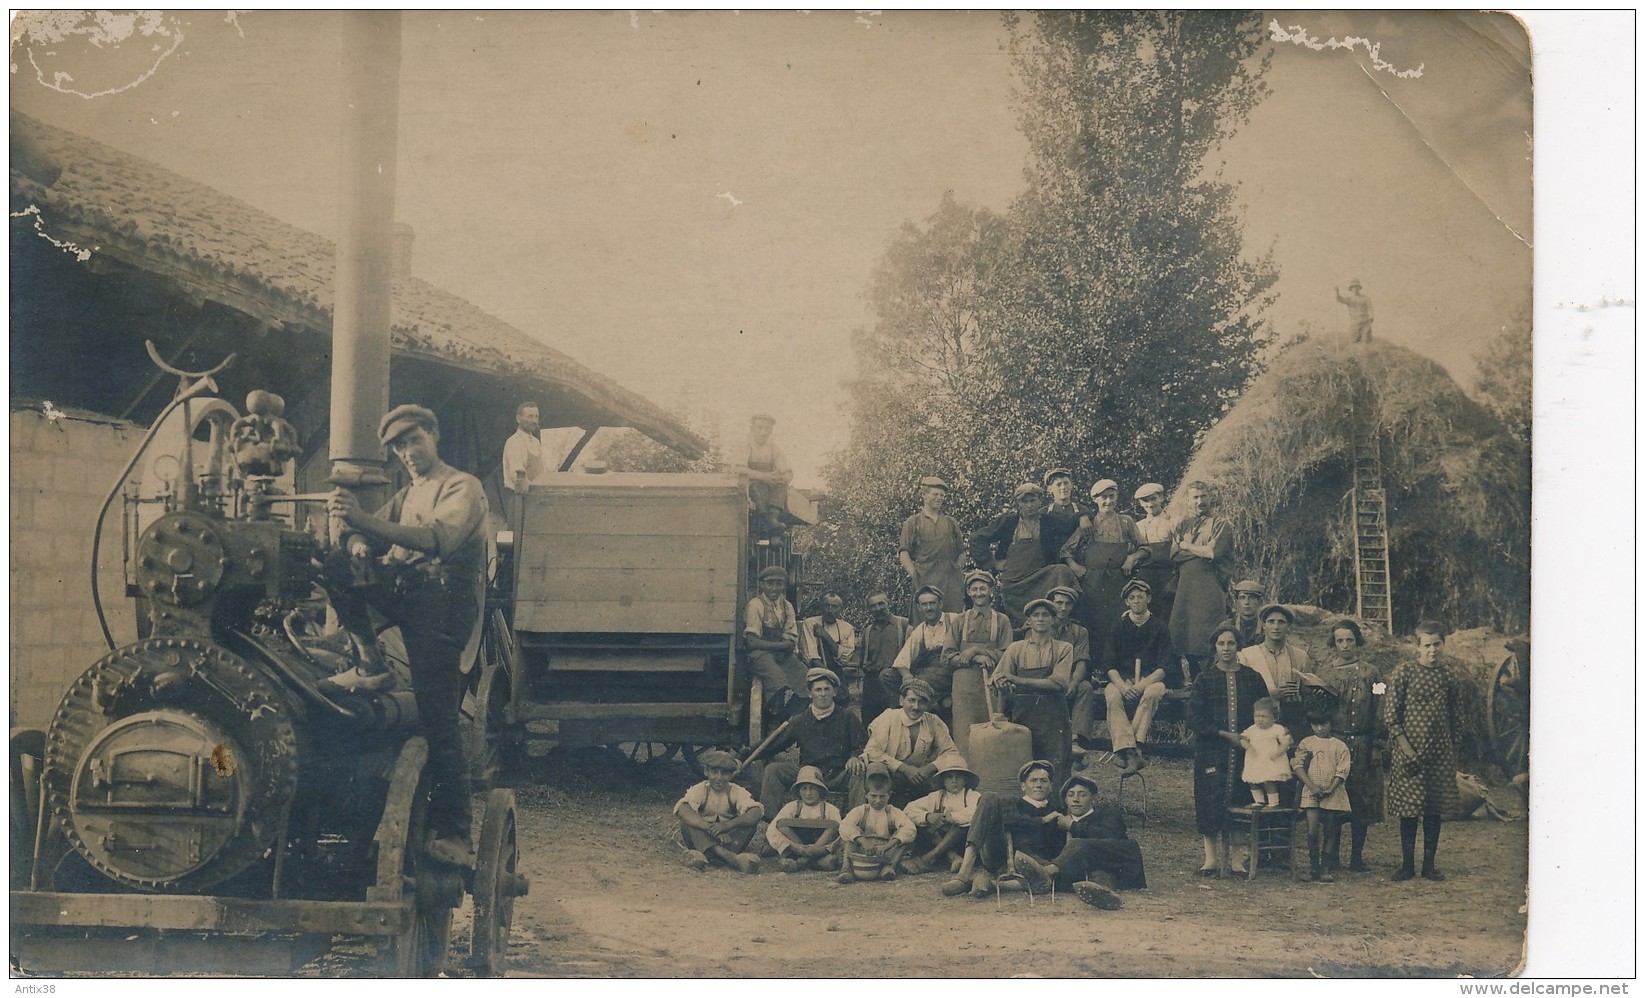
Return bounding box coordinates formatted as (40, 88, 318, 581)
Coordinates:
(10, 377, 526, 977)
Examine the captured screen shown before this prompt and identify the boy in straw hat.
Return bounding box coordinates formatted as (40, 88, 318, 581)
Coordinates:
(901, 761, 983, 874)
(766, 765, 844, 873)
(674, 749, 765, 874)
(837, 763, 918, 882)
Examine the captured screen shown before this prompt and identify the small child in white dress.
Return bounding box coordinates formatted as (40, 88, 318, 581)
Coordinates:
(1292, 709, 1352, 881)
(1240, 697, 1293, 807)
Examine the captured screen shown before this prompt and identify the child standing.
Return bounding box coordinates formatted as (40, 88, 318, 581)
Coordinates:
(673, 749, 765, 874)
(1293, 709, 1352, 881)
(1240, 697, 1293, 807)
(766, 765, 843, 873)
(900, 763, 982, 874)
(1383, 620, 1463, 882)
(837, 764, 917, 882)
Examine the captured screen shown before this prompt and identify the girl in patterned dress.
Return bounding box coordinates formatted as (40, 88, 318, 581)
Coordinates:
(1382, 621, 1463, 882)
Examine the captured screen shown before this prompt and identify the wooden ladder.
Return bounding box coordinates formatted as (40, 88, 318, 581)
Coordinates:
(1350, 389, 1394, 634)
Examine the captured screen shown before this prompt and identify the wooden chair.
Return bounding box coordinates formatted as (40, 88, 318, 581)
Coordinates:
(1219, 804, 1302, 881)
(1116, 769, 1150, 826)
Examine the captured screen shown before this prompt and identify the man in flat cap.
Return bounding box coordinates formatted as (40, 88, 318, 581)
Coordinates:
(754, 665, 867, 818)
(1169, 481, 1235, 683)
(740, 412, 793, 539)
(1335, 279, 1374, 343)
(745, 564, 809, 718)
(968, 482, 1080, 627)
(889, 585, 960, 708)
(1217, 579, 1269, 649)
(799, 589, 859, 687)
(947, 569, 1015, 757)
(856, 676, 964, 807)
(1237, 602, 1324, 744)
(899, 476, 967, 615)
(857, 591, 910, 726)
(1131, 482, 1177, 624)
(324, 403, 488, 863)
(1061, 478, 1146, 663)
(1043, 467, 1084, 533)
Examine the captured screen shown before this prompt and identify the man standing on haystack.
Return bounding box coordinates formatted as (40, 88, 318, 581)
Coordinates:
(1335, 279, 1374, 343)
(1168, 481, 1235, 683)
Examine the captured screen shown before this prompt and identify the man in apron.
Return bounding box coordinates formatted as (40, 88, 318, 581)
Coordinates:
(948, 570, 1014, 757)
(743, 413, 792, 539)
(1132, 482, 1177, 625)
(1060, 479, 1146, 668)
(969, 482, 1080, 626)
(744, 565, 808, 718)
(859, 591, 911, 725)
(899, 476, 967, 615)
(890, 585, 960, 713)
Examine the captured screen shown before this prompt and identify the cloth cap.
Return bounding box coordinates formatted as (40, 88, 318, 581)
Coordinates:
(791, 765, 829, 792)
(1231, 579, 1266, 596)
(1022, 598, 1057, 618)
(805, 667, 841, 689)
(1061, 774, 1100, 800)
(750, 412, 775, 424)
(1089, 479, 1119, 497)
(1012, 482, 1046, 500)
(758, 566, 788, 582)
(1119, 579, 1152, 600)
(934, 763, 980, 790)
(1017, 759, 1054, 783)
(914, 585, 944, 603)
(1348, 279, 1363, 290)
(918, 476, 949, 491)
(1133, 482, 1165, 501)
(1046, 585, 1080, 603)
(697, 749, 738, 772)
(378, 404, 438, 446)
(962, 569, 995, 590)
(1258, 603, 1295, 624)
(899, 677, 937, 702)
(1042, 467, 1072, 485)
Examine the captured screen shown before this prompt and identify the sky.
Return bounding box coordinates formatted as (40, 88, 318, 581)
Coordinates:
(9, 11, 1532, 486)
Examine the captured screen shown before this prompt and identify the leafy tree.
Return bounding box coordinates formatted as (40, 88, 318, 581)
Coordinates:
(589, 427, 721, 474)
(822, 11, 1277, 615)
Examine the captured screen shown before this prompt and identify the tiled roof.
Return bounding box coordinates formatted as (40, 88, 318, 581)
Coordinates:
(9, 111, 705, 458)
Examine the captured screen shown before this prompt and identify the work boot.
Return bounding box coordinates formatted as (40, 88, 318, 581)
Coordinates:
(683, 850, 710, 872)
(1014, 852, 1052, 893)
(1391, 865, 1416, 882)
(1073, 880, 1122, 910)
(940, 878, 969, 897)
(1421, 865, 1446, 882)
(731, 853, 761, 875)
(780, 857, 801, 873)
(969, 870, 994, 897)
(837, 871, 856, 885)
(425, 834, 474, 869)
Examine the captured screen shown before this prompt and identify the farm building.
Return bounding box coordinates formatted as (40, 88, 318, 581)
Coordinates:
(9, 110, 705, 727)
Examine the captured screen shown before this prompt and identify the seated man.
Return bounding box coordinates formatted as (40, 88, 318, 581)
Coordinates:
(886, 586, 959, 708)
(1013, 773, 1148, 909)
(1104, 579, 1179, 774)
(857, 592, 910, 724)
(743, 565, 808, 718)
(855, 677, 965, 807)
(755, 667, 867, 817)
(799, 590, 859, 703)
(946, 760, 1063, 898)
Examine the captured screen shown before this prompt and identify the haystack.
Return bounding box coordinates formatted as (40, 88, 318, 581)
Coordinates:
(1172, 336, 1529, 634)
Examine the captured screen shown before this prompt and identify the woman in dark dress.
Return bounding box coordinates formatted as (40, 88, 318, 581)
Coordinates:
(1317, 619, 1386, 872)
(1187, 624, 1269, 875)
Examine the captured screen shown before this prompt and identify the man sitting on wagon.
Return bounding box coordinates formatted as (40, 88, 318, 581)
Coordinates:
(799, 590, 859, 705)
(744, 565, 809, 719)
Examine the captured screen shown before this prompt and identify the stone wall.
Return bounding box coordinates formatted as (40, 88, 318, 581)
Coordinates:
(9, 407, 139, 729)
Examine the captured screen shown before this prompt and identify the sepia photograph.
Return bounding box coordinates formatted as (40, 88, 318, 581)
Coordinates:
(5, 8, 1631, 983)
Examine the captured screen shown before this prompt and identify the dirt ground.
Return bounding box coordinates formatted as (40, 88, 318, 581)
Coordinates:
(313, 744, 1530, 980)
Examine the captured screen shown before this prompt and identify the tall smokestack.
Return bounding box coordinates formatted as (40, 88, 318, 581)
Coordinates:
(328, 11, 401, 493)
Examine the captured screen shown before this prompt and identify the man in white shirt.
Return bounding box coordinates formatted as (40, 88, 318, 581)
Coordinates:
(501, 402, 544, 524)
(799, 590, 859, 682)
(855, 677, 964, 806)
(890, 585, 960, 702)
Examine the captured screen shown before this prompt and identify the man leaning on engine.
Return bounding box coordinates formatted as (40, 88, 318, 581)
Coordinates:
(322, 403, 488, 864)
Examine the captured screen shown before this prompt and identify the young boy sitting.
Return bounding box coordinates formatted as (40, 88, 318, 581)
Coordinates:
(674, 749, 764, 874)
(766, 765, 843, 873)
(837, 763, 917, 883)
(900, 762, 982, 875)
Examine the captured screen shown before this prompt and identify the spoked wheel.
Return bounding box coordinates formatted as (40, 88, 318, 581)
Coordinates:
(10, 728, 45, 888)
(1485, 652, 1529, 778)
(470, 788, 528, 978)
(620, 742, 683, 766)
(465, 664, 517, 789)
(372, 738, 457, 978)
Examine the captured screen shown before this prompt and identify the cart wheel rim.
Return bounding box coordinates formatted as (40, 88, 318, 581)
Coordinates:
(471, 787, 519, 977)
